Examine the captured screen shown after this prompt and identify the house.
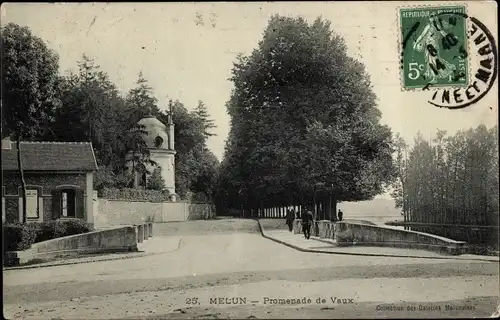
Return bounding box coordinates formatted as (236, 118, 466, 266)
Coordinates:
(2, 139, 98, 225)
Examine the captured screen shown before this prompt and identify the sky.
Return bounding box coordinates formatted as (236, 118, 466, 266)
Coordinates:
(1, 1, 498, 163)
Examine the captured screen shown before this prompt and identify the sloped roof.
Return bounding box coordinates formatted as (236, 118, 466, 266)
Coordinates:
(2, 141, 98, 172)
(135, 115, 170, 149)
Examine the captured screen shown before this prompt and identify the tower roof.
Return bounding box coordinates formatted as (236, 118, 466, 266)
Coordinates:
(135, 115, 169, 149)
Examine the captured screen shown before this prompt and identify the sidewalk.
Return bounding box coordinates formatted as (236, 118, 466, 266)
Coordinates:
(261, 228, 499, 262)
(3, 236, 182, 271)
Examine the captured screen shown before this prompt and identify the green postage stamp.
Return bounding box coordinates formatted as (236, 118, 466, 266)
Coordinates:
(400, 5, 469, 89)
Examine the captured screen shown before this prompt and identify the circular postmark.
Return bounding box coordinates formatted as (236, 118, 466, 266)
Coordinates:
(400, 8, 497, 109)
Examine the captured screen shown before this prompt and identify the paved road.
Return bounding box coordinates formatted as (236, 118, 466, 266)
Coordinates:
(4, 219, 499, 319)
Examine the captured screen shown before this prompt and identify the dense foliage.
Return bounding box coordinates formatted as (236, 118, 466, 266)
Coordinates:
(1, 23, 64, 222)
(1, 23, 219, 202)
(3, 219, 93, 253)
(391, 125, 499, 247)
(99, 188, 171, 202)
(216, 15, 395, 218)
(1, 23, 62, 140)
(147, 168, 166, 191)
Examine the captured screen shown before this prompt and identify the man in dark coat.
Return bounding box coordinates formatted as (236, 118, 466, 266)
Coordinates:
(285, 209, 295, 232)
(338, 209, 344, 221)
(302, 209, 314, 239)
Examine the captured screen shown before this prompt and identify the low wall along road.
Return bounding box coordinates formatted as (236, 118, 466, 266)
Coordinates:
(94, 199, 214, 228)
(293, 219, 468, 255)
(5, 223, 154, 266)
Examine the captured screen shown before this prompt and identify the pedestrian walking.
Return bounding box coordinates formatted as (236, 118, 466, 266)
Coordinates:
(285, 209, 294, 232)
(302, 209, 314, 239)
(337, 209, 344, 222)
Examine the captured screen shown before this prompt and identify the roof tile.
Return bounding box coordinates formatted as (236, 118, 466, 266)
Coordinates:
(2, 141, 98, 172)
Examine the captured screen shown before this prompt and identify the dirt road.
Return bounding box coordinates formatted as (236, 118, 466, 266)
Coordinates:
(4, 219, 499, 319)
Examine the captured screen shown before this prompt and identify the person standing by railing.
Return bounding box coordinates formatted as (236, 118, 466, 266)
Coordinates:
(285, 208, 294, 232)
(302, 209, 314, 239)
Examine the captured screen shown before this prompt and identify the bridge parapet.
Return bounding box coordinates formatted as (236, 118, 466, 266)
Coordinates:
(336, 221, 468, 255)
(292, 219, 468, 255)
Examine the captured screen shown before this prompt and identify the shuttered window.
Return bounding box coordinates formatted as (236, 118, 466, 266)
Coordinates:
(75, 189, 85, 219)
(55, 189, 77, 218)
(52, 187, 86, 221)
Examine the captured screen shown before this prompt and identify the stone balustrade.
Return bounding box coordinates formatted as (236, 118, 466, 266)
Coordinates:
(335, 221, 468, 255)
(291, 219, 468, 255)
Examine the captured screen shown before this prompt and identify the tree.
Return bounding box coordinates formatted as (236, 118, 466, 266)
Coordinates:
(190, 146, 220, 200)
(147, 167, 166, 191)
(1, 23, 62, 222)
(217, 15, 395, 217)
(194, 100, 216, 137)
(391, 133, 409, 225)
(392, 125, 498, 246)
(121, 71, 163, 186)
(53, 55, 128, 165)
(124, 123, 156, 188)
(125, 71, 161, 124)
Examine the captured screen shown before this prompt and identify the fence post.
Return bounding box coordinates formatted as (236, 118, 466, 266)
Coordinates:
(137, 225, 144, 243)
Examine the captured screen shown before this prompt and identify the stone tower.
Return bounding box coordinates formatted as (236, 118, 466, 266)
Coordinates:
(125, 106, 176, 201)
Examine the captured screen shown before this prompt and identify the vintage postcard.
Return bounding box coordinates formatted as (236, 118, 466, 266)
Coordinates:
(2, 1, 498, 319)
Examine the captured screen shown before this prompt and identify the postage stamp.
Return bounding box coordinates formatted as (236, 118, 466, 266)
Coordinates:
(399, 4, 497, 109)
(400, 5, 469, 90)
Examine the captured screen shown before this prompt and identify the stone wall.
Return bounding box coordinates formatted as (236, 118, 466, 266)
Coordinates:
(94, 199, 214, 228)
(5, 225, 143, 266)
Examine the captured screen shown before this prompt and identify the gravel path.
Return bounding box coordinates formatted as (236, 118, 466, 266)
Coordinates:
(4, 219, 499, 319)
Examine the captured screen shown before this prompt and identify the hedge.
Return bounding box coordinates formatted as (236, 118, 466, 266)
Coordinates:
(99, 188, 172, 202)
(3, 218, 93, 253)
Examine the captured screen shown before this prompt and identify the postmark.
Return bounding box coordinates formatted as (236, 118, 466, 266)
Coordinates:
(399, 5, 497, 109)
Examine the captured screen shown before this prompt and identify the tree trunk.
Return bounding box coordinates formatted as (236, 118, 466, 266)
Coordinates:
(320, 197, 325, 220)
(313, 187, 317, 220)
(327, 194, 332, 221)
(332, 199, 338, 221)
(16, 137, 27, 223)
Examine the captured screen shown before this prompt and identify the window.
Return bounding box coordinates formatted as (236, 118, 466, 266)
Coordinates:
(154, 136, 164, 148)
(26, 189, 39, 218)
(61, 189, 76, 217)
(62, 192, 67, 216)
